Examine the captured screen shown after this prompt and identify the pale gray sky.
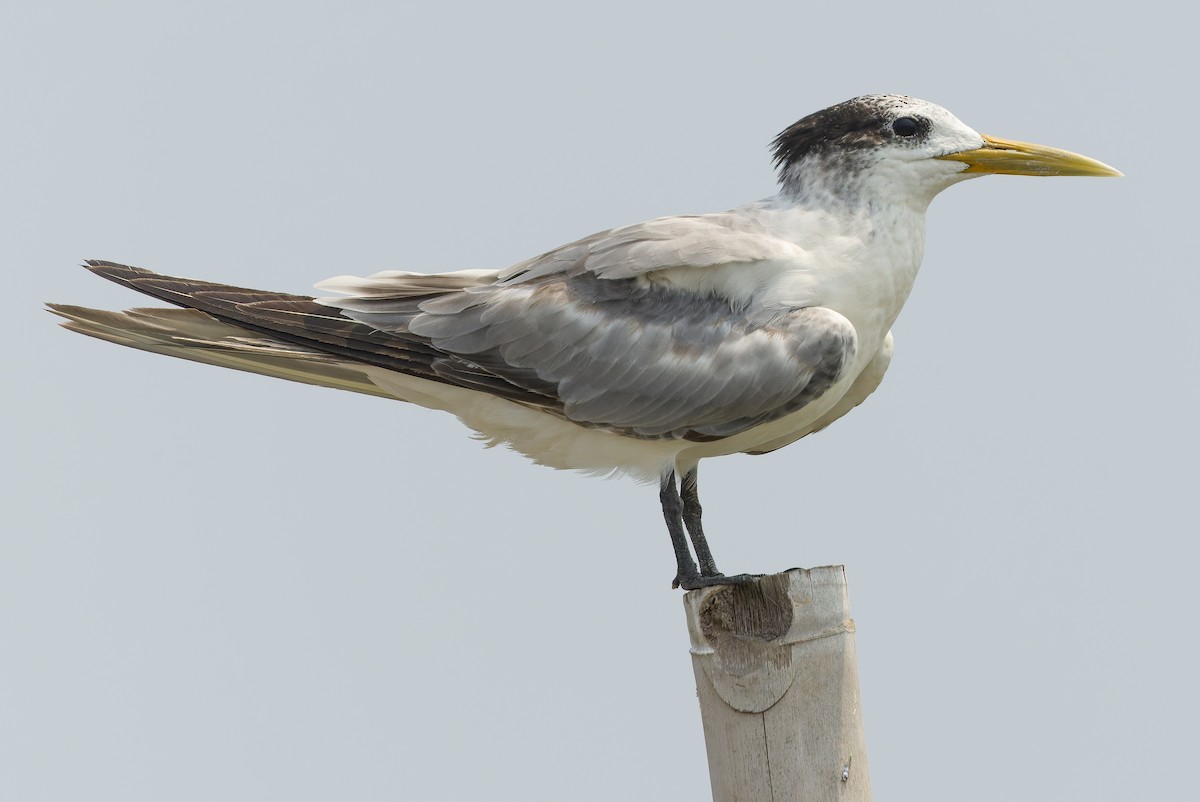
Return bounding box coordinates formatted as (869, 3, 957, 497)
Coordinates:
(4, 2, 1195, 800)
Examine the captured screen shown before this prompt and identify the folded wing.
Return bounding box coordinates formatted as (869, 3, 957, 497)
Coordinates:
(57, 216, 855, 443)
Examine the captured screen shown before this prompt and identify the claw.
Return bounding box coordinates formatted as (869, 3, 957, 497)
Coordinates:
(674, 572, 762, 590)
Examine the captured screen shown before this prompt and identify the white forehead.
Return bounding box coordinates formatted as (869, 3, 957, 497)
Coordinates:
(865, 94, 984, 153)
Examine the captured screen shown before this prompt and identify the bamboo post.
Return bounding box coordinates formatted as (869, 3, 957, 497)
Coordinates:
(682, 565, 872, 801)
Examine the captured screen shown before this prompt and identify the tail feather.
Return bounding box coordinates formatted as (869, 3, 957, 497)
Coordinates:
(47, 303, 395, 399)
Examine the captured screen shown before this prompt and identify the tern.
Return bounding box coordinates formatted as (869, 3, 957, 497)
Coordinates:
(50, 95, 1120, 589)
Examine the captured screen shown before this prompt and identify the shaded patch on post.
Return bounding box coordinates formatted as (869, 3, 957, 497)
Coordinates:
(698, 573, 794, 676)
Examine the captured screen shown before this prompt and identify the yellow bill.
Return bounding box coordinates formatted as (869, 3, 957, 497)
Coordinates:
(938, 134, 1122, 177)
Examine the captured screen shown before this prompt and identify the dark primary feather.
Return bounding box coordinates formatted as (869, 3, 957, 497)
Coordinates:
(80, 260, 448, 382)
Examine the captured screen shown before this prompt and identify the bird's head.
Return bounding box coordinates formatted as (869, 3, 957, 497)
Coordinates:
(772, 94, 1120, 208)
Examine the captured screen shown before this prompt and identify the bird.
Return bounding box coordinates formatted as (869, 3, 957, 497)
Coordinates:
(49, 95, 1120, 590)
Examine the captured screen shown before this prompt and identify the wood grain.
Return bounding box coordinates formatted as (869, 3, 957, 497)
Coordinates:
(683, 566, 871, 801)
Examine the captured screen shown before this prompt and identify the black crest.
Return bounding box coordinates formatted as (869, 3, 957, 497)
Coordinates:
(771, 95, 919, 175)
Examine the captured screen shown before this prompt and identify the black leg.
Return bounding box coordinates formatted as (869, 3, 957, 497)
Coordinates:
(661, 468, 759, 590)
(680, 468, 720, 577)
(660, 470, 700, 589)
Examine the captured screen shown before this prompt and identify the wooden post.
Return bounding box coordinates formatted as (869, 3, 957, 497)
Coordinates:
(682, 565, 872, 801)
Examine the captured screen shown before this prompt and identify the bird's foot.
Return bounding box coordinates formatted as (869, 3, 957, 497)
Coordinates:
(672, 572, 761, 591)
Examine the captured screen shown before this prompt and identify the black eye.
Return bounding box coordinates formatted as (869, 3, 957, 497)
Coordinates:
(892, 116, 921, 137)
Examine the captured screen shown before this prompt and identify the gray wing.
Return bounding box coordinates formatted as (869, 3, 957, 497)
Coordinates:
(328, 270, 858, 441)
(745, 332, 893, 454)
(495, 212, 804, 283)
(73, 212, 853, 443)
